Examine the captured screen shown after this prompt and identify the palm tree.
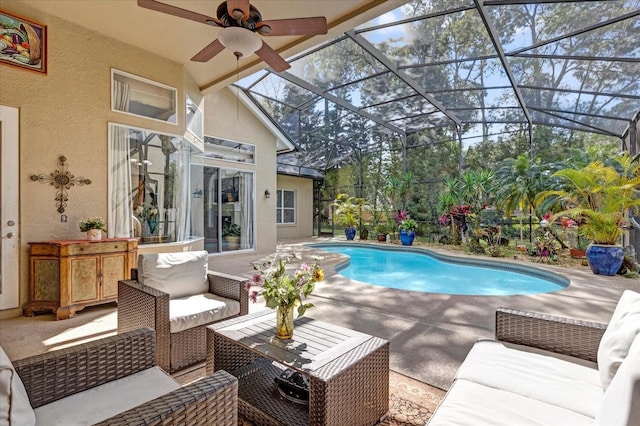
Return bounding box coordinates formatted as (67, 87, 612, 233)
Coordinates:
(536, 154, 640, 245)
(493, 155, 555, 244)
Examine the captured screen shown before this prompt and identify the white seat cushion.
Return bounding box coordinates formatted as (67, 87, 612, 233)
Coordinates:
(33, 366, 180, 425)
(0, 345, 36, 426)
(169, 293, 240, 333)
(597, 290, 640, 390)
(597, 334, 640, 426)
(138, 251, 209, 299)
(428, 379, 595, 426)
(455, 339, 602, 418)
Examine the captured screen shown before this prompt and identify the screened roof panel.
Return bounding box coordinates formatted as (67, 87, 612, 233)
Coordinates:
(287, 37, 389, 91)
(242, 73, 318, 109)
(490, 1, 640, 53)
(234, 0, 640, 175)
(359, 8, 494, 66)
(360, 95, 439, 122)
(393, 112, 452, 133)
(520, 87, 640, 127)
(356, 0, 474, 29)
(404, 57, 512, 90)
(326, 72, 418, 108)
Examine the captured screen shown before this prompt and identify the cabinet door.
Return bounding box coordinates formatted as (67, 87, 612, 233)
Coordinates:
(32, 258, 60, 302)
(101, 254, 126, 299)
(70, 257, 99, 302)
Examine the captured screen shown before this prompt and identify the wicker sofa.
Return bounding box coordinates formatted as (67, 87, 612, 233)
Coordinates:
(1, 327, 238, 425)
(428, 290, 640, 425)
(118, 251, 249, 373)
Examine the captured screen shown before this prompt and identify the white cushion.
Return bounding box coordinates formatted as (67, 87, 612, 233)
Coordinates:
(169, 293, 240, 333)
(33, 366, 180, 425)
(597, 290, 640, 390)
(597, 335, 640, 426)
(0, 345, 36, 426)
(428, 379, 595, 426)
(455, 339, 602, 418)
(138, 251, 209, 299)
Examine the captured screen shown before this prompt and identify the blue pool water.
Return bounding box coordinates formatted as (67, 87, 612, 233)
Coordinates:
(311, 244, 568, 296)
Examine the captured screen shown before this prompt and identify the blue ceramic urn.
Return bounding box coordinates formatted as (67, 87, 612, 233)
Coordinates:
(585, 244, 624, 276)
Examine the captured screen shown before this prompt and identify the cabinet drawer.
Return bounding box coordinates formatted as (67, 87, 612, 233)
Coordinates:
(66, 242, 128, 256)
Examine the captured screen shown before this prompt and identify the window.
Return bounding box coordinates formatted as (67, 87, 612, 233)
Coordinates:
(277, 189, 295, 224)
(186, 96, 203, 144)
(108, 123, 186, 245)
(195, 136, 256, 164)
(111, 69, 177, 124)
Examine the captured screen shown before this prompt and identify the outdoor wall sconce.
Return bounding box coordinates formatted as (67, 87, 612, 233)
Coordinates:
(264, 189, 271, 198)
(30, 155, 92, 214)
(192, 188, 203, 198)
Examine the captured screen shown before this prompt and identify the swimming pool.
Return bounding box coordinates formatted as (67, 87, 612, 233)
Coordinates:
(310, 243, 569, 296)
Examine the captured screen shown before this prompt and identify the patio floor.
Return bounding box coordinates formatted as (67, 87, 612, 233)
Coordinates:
(212, 238, 640, 390)
(1, 237, 638, 392)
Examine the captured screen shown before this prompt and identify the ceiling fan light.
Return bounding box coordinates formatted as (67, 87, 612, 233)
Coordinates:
(218, 26, 261, 57)
(257, 24, 271, 35)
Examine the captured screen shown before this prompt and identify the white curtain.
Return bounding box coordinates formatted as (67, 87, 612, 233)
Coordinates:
(175, 143, 191, 241)
(239, 173, 254, 249)
(113, 80, 130, 112)
(108, 125, 133, 238)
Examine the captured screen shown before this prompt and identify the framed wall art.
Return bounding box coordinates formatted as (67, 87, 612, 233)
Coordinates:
(0, 9, 47, 74)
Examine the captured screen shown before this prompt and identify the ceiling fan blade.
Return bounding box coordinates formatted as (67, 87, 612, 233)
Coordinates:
(256, 41, 290, 72)
(226, 0, 250, 21)
(191, 39, 226, 62)
(257, 17, 328, 36)
(138, 0, 221, 26)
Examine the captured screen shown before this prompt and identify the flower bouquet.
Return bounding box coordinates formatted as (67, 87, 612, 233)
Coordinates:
(249, 253, 324, 339)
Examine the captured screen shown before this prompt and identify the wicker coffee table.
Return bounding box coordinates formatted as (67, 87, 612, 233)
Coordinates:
(206, 310, 389, 426)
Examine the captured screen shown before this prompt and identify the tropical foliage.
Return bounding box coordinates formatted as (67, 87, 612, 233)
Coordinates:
(536, 154, 640, 245)
(330, 193, 369, 229)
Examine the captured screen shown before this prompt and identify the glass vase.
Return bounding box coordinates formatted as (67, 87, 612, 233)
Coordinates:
(276, 305, 294, 339)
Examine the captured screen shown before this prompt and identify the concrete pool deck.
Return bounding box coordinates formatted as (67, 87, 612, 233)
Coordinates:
(1, 237, 637, 392)
(211, 237, 640, 390)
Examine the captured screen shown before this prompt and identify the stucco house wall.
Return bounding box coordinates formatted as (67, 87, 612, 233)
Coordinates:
(0, 3, 277, 319)
(276, 175, 314, 240)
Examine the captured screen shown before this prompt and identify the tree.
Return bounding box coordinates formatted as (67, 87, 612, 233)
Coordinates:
(492, 155, 557, 243)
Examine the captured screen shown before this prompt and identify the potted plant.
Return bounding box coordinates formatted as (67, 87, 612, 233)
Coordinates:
(330, 193, 368, 240)
(536, 155, 640, 275)
(397, 212, 418, 246)
(375, 223, 388, 242)
(79, 217, 106, 241)
(223, 223, 241, 250)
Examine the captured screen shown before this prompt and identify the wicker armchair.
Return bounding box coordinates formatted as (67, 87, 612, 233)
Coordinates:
(12, 328, 238, 425)
(118, 252, 249, 373)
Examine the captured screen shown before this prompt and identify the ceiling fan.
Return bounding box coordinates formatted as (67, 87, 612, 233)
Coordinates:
(137, 0, 328, 72)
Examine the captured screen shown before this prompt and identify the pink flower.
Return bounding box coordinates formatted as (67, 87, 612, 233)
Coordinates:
(252, 273, 263, 285)
(249, 290, 259, 303)
(244, 281, 252, 292)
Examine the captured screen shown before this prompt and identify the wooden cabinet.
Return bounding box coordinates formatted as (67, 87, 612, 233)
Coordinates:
(24, 239, 138, 320)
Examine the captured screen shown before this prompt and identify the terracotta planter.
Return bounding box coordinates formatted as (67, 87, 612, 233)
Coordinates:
(569, 248, 586, 258)
(376, 233, 387, 242)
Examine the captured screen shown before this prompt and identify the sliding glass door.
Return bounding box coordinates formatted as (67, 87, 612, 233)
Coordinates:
(191, 164, 254, 253)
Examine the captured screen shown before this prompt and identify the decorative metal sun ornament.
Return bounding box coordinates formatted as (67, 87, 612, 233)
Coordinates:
(30, 155, 92, 213)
